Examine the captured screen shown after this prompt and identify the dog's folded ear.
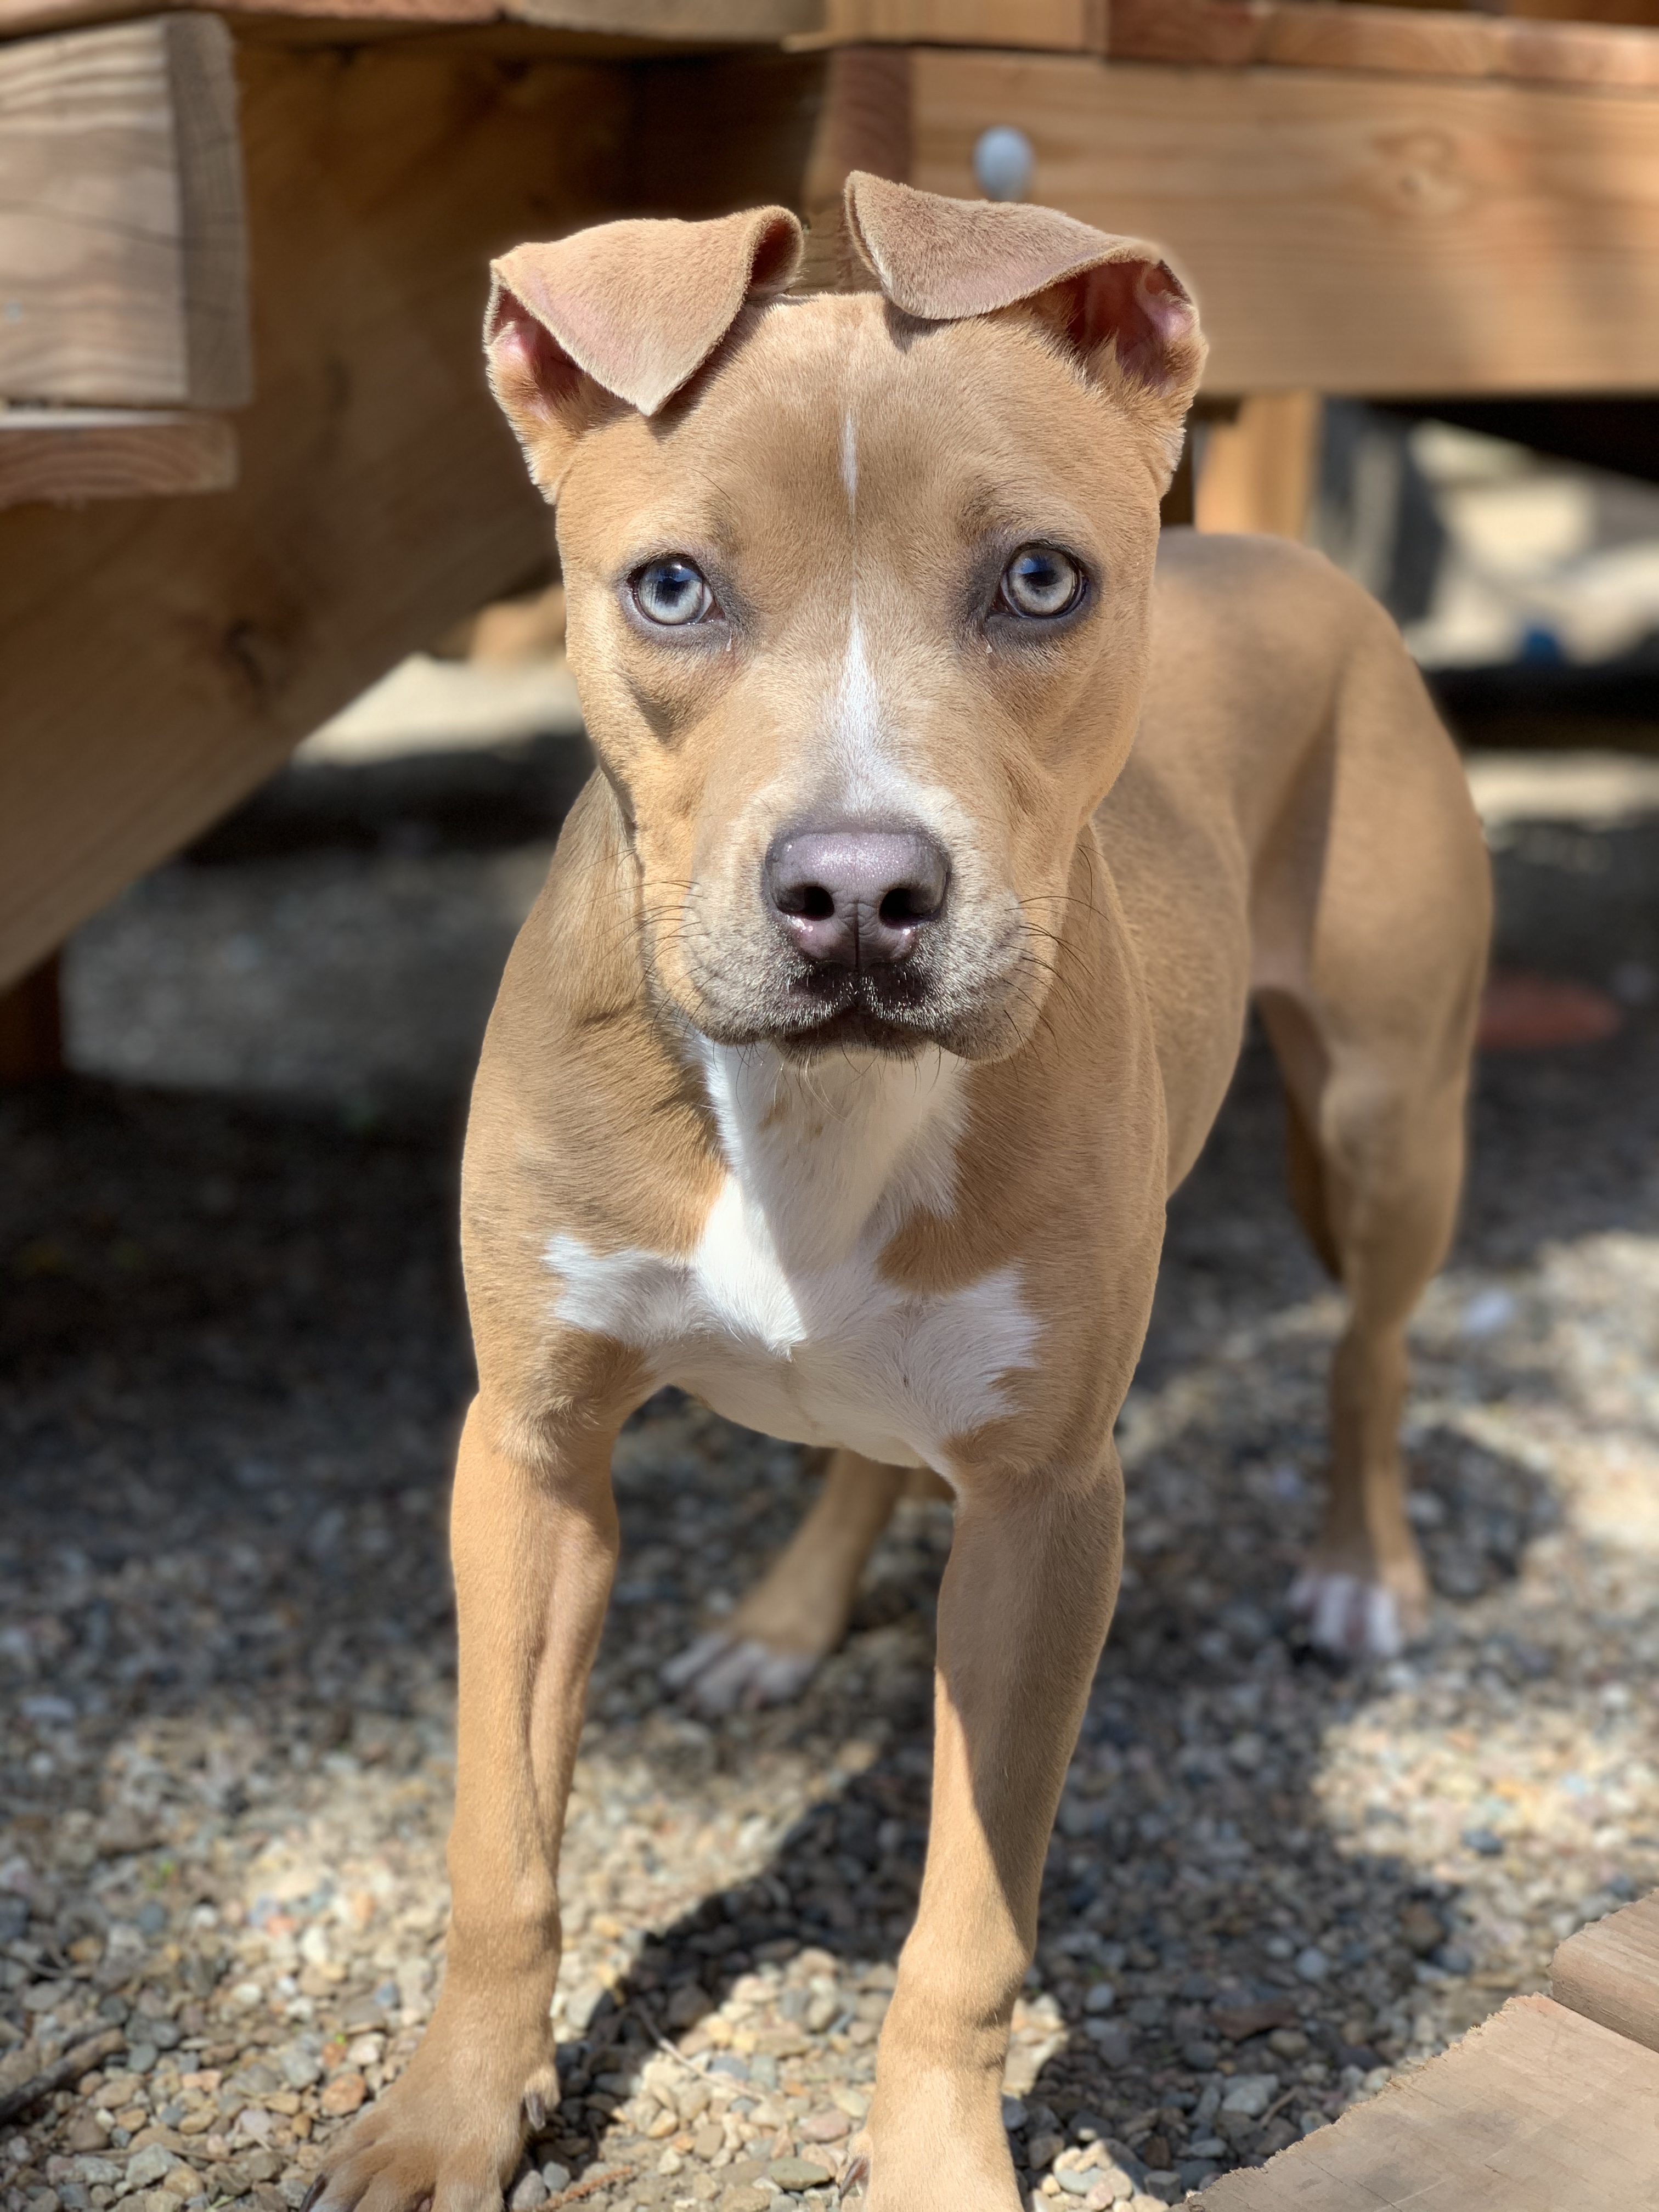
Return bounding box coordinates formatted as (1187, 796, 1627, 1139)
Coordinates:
(845, 172, 1204, 484)
(485, 206, 803, 496)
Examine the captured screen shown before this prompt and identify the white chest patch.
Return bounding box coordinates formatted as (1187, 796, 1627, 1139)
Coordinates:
(544, 1045, 1041, 1474)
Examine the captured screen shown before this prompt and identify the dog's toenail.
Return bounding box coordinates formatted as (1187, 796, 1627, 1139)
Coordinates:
(300, 2180, 326, 2212)
(523, 2090, 546, 2131)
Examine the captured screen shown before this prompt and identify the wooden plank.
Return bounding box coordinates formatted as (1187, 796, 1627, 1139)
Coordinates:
(912, 51, 1659, 394)
(0, 408, 237, 507)
(815, 0, 1102, 49)
(1550, 1890, 1659, 2057)
(0, 38, 634, 985)
(164, 14, 253, 406)
(0, 37, 836, 988)
(0, 18, 249, 409)
(1194, 392, 1321, 538)
(1201, 1994, 1659, 2209)
(1110, 0, 1659, 94)
(0, 0, 818, 40)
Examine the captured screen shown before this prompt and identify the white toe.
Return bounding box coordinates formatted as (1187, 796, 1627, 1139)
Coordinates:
(661, 1632, 820, 1714)
(1290, 1570, 1405, 1661)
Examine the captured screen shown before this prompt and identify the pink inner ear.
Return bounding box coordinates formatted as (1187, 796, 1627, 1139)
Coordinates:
(485, 287, 582, 420)
(1069, 258, 1197, 392)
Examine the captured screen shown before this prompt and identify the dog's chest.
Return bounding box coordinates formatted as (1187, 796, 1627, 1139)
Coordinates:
(543, 1048, 1040, 1472)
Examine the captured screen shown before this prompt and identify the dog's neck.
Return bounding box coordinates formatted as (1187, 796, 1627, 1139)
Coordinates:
(692, 1039, 967, 1273)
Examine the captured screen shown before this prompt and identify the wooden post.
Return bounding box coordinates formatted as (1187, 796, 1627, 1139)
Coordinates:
(0, 953, 63, 1085)
(1193, 391, 1323, 539)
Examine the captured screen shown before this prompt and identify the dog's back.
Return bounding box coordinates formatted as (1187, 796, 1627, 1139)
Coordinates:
(1102, 527, 1490, 1193)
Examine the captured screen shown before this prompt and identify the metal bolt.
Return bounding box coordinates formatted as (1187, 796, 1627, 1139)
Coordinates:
(973, 125, 1034, 203)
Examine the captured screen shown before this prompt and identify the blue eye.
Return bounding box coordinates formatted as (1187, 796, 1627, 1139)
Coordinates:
(633, 558, 713, 627)
(1001, 546, 1083, 619)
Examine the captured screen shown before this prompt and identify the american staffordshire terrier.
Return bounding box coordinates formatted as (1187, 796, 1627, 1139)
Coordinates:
(308, 174, 1490, 2212)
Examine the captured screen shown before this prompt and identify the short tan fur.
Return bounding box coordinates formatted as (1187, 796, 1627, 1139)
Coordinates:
(309, 177, 1489, 2212)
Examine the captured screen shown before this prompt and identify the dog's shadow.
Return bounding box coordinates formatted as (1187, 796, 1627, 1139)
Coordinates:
(546, 1399, 1578, 2199)
(531, 1021, 1655, 2196)
(3, 1005, 1651, 2202)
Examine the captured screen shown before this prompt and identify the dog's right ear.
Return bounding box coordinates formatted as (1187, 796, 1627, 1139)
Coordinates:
(484, 206, 803, 499)
(845, 172, 1204, 488)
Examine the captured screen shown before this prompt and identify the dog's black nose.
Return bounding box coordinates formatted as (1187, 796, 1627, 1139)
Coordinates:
(765, 824, 949, 969)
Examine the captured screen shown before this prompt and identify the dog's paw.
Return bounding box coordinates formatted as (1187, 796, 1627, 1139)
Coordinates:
(1290, 1568, 1414, 1660)
(303, 2011, 556, 2212)
(837, 2130, 871, 2200)
(840, 2114, 1022, 2212)
(661, 1628, 818, 1714)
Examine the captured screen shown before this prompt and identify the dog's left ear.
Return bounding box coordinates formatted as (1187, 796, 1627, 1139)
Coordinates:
(845, 172, 1204, 486)
(485, 206, 804, 498)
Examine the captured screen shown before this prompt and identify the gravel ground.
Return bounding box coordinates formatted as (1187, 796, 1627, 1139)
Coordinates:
(3, 749, 1656, 2212)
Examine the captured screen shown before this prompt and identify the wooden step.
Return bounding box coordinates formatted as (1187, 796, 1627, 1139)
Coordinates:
(1550, 1888, 1659, 2057)
(1201, 1891, 1659, 2209)
(1203, 1992, 1659, 2208)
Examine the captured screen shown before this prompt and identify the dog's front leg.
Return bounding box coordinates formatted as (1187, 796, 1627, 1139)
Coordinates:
(311, 1397, 620, 2212)
(860, 1451, 1124, 2212)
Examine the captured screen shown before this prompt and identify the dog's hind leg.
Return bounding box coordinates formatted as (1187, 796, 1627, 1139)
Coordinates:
(1254, 614, 1491, 1661)
(1266, 988, 1473, 1657)
(663, 1449, 930, 1713)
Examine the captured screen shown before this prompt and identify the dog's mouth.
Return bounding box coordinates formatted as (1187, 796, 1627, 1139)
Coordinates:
(765, 961, 947, 1059)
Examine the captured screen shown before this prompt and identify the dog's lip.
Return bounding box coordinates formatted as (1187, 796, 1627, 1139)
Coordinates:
(765, 1006, 943, 1058)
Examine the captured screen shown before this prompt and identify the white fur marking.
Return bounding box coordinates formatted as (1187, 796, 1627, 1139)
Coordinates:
(840, 408, 858, 512)
(544, 1047, 1040, 1472)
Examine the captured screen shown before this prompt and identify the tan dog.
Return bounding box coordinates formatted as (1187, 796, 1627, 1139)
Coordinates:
(309, 177, 1489, 2212)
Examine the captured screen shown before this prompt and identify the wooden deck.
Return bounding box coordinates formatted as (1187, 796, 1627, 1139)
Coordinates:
(1203, 1891, 1659, 2209)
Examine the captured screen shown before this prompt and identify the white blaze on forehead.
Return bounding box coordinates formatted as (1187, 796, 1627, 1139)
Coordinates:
(829, 607, 915, 821)
(840, 408, 858, 512)
(541, 1043, 1041, 1472)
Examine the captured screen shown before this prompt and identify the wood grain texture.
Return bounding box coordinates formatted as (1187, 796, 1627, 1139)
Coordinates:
(0, 17, 249, 407)
(0, 0, 816, 37)
(1194, 392, 1321, 537)
(165, 14, 253, 407)
(0, 41, 631, 984)
(1550, 1889, 1659, 2055)
(0, 409, 237, 507)
(0, 37, 834, 986)
(912, 50, 1659, 394)
(817, 0, 1102, 49)
(1110, 0, 1659, 92)
(1201, 1994, 1659, 2209)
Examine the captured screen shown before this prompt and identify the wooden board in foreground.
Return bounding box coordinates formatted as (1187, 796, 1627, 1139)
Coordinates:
(912, 50, 1659, 394)
(1550, 1891, 1659, 2056)
(0, 16, 249, 408)
(1201, 1993, 1659, 2209)
(0, 410, 237, 508)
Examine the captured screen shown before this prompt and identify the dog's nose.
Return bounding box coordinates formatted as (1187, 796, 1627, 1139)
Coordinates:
(765, 825, 949, 969)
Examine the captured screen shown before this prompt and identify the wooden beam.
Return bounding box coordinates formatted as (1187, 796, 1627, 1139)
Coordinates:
(912, 50, 1659, 394)
(0, 17, 250, 409)
(816, 0, 1102, 49)
(0, 0, 817, 41)
(1204, 1993, 1659, 2209)
(1109, 0, 1659, 94)
(0, 409, 237, 508)
(1194, 391, 1321, 538)
(0, 37, 840, 990)
(0, 38, 636, 985)
(1551, 1891, 1659, 2057)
